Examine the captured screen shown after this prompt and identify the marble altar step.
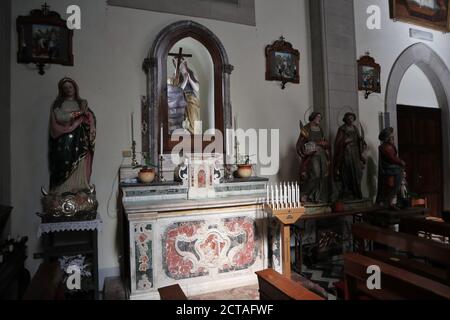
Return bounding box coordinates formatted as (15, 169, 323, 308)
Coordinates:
(101, 272, 331, 300)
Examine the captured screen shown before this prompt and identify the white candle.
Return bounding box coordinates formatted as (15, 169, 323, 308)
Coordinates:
(287, 183, 291, 208)
(287, 184, 290, 207)
(291, 182, 295, 207)
(131, 112, 134, 144)
(285, 183, 288, 207)
(278, 184, 282, 208)
(160, 123, 164, 155)
(292, 182, 296, 205)
(294, 183, 298, 207)
(271, 185, 274, 207)
(275, 185, 279, 209)
(226, 130, 230, 157)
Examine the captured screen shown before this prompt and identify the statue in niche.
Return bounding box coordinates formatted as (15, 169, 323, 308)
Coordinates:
(296, 112, 330, 203)
(40, 77, 97, 221)
(168, 52, 201, 135)
(376, 127, 406, 210)
(334, 113, 367, 200)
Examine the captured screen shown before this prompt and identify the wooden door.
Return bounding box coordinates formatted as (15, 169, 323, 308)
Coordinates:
(397, 105, 443, 216)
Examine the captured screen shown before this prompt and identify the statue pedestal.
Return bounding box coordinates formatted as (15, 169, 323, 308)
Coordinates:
(40, 189, 98, 223)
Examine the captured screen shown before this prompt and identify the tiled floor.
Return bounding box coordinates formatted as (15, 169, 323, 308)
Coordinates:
(103, 277, 261, 300)
(103, 270, 336, 300)
(190, 285, 260, 300)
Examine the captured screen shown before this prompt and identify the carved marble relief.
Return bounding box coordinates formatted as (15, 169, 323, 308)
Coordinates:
(134, 223, 153, 291)
(162, 217, 258, 280)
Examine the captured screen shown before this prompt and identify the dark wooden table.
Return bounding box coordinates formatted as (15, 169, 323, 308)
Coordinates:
(38, 226, 99, 300)
(0, 237, 29, 299)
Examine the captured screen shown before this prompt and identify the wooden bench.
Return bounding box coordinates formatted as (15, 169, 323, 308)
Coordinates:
(23, 262, 64, 300)
(255, 269, 324, 300)
(158, 284, 188, 300)
(344, 253, 450, 300)
(400, 216, 450, 244)
(352, 223, 450, 286)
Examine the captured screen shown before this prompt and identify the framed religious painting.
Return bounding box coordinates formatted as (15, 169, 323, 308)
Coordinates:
(357, 54, 381, 99)
(265, 36, 300, 89)
(16, 4, 74, 75)
(390, 0, 450, 32)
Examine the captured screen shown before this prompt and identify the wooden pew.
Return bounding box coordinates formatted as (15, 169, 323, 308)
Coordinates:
(255, 269, 324, 300)
(344, 253, 450, 300)
(158, 284, 188, 300)
(400, 216, 450, 244)
(352, 223, 450, 286)
(23, 262, 64, 300)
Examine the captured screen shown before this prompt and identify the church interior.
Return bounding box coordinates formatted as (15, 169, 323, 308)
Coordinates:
(1, 0, 450, 302)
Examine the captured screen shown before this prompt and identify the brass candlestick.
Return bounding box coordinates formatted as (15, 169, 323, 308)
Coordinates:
(158, 154, 165, 182)
(131, 140, 139, 167)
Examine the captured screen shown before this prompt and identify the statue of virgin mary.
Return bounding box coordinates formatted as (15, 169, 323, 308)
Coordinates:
(48, 77, 96, 194)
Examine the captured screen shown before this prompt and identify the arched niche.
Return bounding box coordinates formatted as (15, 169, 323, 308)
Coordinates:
(385, 42, 450, 209)
(143, 20, 234, 166)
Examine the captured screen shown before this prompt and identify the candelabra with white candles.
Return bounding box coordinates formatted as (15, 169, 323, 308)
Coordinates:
(265, 182, 302, 210)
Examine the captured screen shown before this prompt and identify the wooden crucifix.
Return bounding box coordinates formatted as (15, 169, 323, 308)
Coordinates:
(168, 47, 192, 86)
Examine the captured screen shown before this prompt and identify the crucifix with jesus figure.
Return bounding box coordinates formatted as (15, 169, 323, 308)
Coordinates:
(168, 47, 192, 86)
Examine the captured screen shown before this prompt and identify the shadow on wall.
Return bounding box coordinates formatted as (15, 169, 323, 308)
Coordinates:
(365, 154, 378, 201)
(115, 191, 124, 278)
(278, 144, 299, 183)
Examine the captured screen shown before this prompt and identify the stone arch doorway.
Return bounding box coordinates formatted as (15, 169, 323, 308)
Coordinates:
(385, 43, 450, 210)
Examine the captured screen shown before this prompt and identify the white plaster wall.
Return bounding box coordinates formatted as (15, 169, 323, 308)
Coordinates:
(0, 0, 11, 239)
(0, 0, 11, 209)
(354, 0, 450, 199)
(398, 65, 438, 108)
(10, 0, 312, 279)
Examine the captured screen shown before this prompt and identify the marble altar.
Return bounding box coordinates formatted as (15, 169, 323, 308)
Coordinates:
(119, 165, 280, 300)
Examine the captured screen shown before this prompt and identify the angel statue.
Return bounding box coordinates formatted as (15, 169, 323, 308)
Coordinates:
(296, 112, 330, 203)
